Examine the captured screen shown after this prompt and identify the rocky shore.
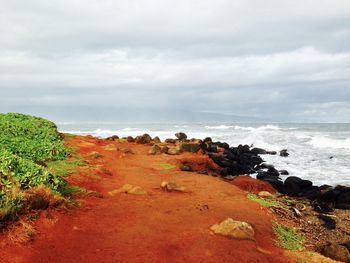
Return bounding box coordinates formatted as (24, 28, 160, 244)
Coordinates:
(1, 130, 349, 263)
(107, 131, 350, 262)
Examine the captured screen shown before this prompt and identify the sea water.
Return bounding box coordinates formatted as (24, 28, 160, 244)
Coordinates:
(57, 122, 350, 186)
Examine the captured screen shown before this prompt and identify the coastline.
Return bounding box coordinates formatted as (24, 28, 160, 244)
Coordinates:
(1, 126, 349, 262)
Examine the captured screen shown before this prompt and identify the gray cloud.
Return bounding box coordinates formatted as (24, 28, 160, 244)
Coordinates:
(1, 0, 350, 122)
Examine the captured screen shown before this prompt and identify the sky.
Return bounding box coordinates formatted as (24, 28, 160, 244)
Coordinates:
(1, 0, 350, 122)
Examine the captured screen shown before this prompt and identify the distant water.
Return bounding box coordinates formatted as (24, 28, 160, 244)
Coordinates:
(57, 122, 350, 186)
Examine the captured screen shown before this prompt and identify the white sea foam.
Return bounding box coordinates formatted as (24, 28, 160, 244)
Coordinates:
(306, 136, 350, 149)
(205, 125, 234, 130)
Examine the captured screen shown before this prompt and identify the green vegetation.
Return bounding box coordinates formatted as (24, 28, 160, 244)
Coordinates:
(247, 193, 280, 207)
(273, 222, 305, 251)
(0, 113, 67, 161)
(0, 113, 75, 225)
(46, 149, 87, 177)
(159, 163, 176, 170)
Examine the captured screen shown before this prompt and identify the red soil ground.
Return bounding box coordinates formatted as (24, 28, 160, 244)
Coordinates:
(0, 135, 304, 263)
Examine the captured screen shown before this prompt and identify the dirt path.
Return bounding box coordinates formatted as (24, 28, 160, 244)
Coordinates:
(1, 135, 294, 263)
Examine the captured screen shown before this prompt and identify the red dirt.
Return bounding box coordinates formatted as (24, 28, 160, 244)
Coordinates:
(0, 135, 293, 263)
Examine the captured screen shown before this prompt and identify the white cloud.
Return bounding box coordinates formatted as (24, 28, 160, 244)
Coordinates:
(0, 0, 350, 121)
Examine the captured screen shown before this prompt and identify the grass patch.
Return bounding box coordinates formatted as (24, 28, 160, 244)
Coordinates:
(159, 163, 176, 170)
(247, 193, 280, 207)
(273, 222, 305, 251)
(58, 186, 87, 197)
(46, 154, 87, 177)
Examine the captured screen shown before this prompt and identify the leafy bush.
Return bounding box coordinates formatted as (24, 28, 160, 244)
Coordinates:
(0, 113, 69, 223)
(0, 113, 67, 161)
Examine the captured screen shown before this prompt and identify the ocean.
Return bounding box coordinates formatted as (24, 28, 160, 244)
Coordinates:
(57, 122, 350, 186)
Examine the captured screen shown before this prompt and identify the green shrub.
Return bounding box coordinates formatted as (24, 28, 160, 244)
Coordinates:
(0, 113, 70, 224)
(0, 148, 66, 191)
(0, 113, 67, 161)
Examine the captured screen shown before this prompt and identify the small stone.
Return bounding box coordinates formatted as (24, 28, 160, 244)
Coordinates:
(181, 164, 192, 172)
(211, 218, 255, 240)
(161, 181, 186, 192)
(108, 184, 134, 196)
(128, 186, 147, 195)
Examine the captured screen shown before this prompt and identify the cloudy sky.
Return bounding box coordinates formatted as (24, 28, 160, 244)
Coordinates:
(1, 0, 350, 122)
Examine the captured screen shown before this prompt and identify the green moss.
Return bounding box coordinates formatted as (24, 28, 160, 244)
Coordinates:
(247, 193, 280, 207)
(273, 222, 305, 251)
(159, 163, 176, 170)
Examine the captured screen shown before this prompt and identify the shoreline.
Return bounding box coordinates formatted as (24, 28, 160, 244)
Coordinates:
(1, 124, 349, 262)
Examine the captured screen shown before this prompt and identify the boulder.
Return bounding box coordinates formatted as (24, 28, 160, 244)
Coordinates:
(165, 138, 176, 144)
(153, 136, 161, 143)
(175, 132, 187, 141)
(167, 147, 181, 155)
(210, 218, 255, 240)
(126, 136, 135, 143)
(283, 176, 302, 196)
(251, 148, 268, 155)
(203, 137, 212, 143)
(320, 243, 350, 263)
(207, 145, 218, 153)
(161, 145, 169, 153)
(216, 142, 230, 150)
(279, 170, 289, 175)
(106, 135, 119, 141)
(178, 142, 201, 153)
(135, 134, 152, 144)
(280, 149, 289, 157)
(318, 214, 336, 230)
(148, 145, 162, 155)
(335, 187, 350, 209)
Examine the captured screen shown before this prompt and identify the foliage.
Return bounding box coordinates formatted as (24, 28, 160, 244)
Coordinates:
(0, 113, 67, 162)
(273, 222, 305, 251)
(159, 163, 176, 170)
(0, 113, 71, 224)
(247, 193, 280, 207)
(0, 148, 66, 192)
